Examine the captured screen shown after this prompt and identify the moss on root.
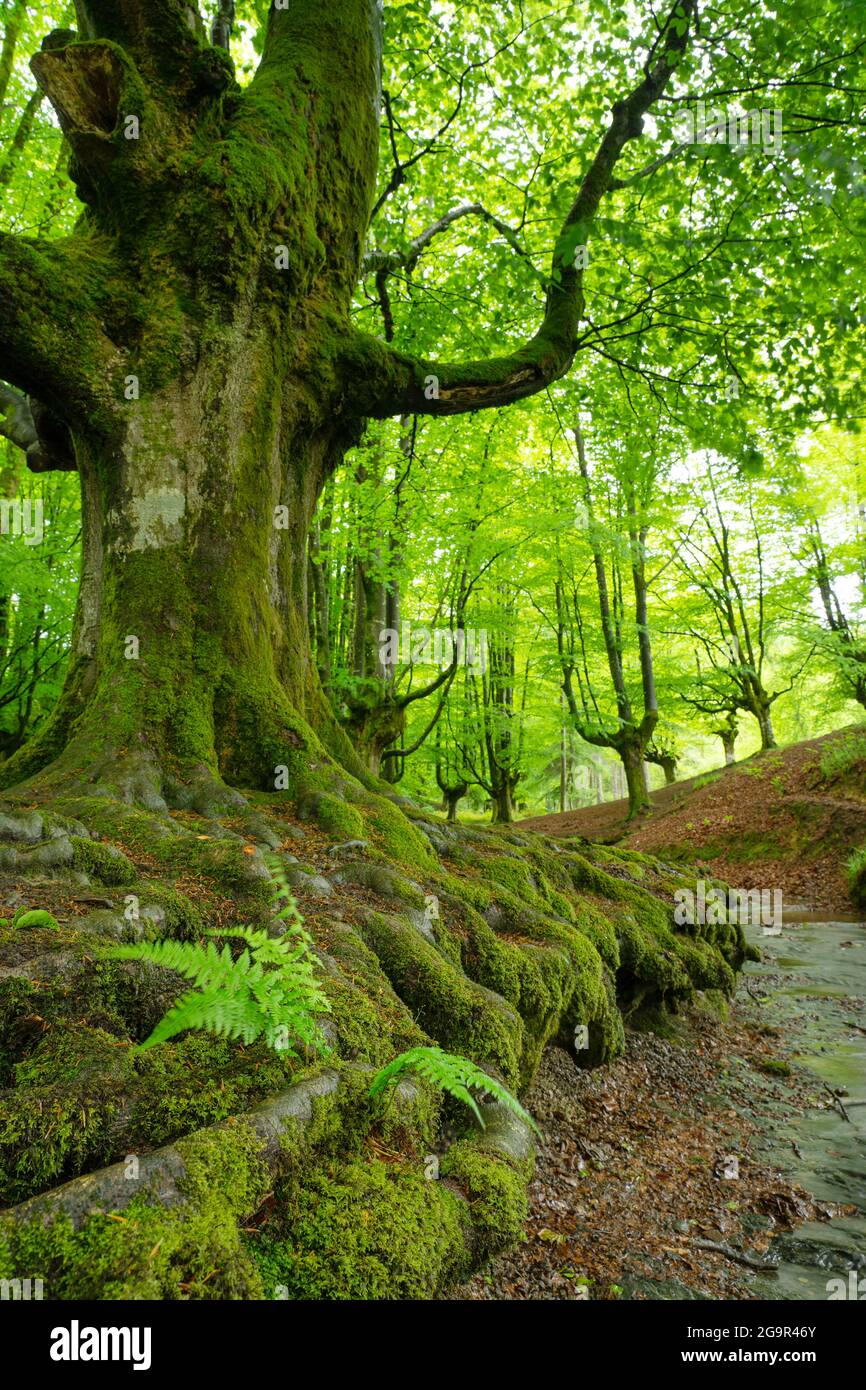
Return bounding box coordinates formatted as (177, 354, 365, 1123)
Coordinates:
(0, 758, 752, 1299)
(250, 1157, 470, 1300)
(440, 1140, 530, 1263)
(357, 908, 524, 1087)
(0, 1124, 269, 1300)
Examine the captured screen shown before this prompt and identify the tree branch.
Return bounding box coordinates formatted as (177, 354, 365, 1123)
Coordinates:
(0, 385, 75, 472)
(0, 230, 119, 431)
(361, 202, 532, 279)
(345, 0, 696, 419)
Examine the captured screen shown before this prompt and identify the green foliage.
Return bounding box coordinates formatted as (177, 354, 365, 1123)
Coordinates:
(819, 732, 866, 782)
(369, 1044, 539, 1135)
(846, 844, 866, 907)
(104, 856, 331, 1056)
(0, 907, 59, 931)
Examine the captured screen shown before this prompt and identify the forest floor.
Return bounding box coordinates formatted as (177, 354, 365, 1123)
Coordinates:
(460, 723, 866, 1302)
(453, 997, 851, 1301)
(520, 723, 866, 915)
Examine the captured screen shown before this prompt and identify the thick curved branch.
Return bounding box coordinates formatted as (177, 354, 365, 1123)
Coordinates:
(0, 386, 76, 473)
(0, 230, 119, 432)
(345, 0, 696, 420)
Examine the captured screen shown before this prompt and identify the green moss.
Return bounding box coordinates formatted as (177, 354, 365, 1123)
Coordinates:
(125, 1034, 300, 1147)
(250, 1157, 469, 1299)
(0, 1123, 269, 1299)
(71, 836, 138, 886)
(362, 794, 436, 871)
(440, 1140, 529, 1262)
(131, 881, 203, 940)
(312, 793, 365, 841)
(359, 910, 523, 1086)
(0, 1022, 299, 1205)
(319, 976, 399, 1065)
(0, 1026, 132, 1204)
(754, 1057, 793, 1077)
(476, 855, 542, 904)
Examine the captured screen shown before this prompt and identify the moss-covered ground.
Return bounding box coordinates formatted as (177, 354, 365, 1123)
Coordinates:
(0, 770, 753, 1299)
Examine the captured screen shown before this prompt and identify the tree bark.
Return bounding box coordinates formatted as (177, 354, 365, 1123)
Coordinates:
(621, 736, 651, 816)
(756, 705, 777, 751)
(0, 0, 696, 806)
(0, 0, 387, 801)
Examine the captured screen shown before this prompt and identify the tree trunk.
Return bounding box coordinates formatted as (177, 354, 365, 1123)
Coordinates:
(3, 356, 358, 807)
(756, 705, 777, 751)
(721, 730, 736, 765)
(491, 779, 515, 824)
(0, 1, 388, 804)
(620, 737, 651, 817)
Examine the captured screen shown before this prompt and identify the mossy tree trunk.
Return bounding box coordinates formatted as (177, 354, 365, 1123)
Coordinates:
(0, 0, 695, 804)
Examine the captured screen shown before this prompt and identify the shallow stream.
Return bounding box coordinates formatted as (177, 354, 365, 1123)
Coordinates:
(741, 910, 865, 1299)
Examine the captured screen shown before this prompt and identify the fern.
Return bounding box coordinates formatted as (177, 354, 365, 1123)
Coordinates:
(369, 1045, 540, 1136)
(104, 852, 331, 1056)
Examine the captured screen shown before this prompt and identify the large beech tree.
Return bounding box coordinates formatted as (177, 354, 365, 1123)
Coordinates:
(0, 0, 694, 807)
(0, 0, 859, 811)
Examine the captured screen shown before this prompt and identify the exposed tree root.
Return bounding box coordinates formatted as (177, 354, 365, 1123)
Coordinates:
(0, 759, 754, 1298)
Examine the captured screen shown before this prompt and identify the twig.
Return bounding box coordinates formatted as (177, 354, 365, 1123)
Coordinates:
(691, 1238, 780, 1271)
(822, 1081, 851, 1122)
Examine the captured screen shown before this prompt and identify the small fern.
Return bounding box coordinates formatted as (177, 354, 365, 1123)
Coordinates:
(104, 853, 331, 1056)
(369, 1045, 540, 1135)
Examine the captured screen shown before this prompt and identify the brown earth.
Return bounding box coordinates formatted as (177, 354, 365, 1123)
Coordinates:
(456, 986, 856, 1302)
(521, 724, 866, 916)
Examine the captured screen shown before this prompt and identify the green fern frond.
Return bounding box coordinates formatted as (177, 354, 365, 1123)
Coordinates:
(369, 1045, 540, 1136)
(103, 857, 331, 1055)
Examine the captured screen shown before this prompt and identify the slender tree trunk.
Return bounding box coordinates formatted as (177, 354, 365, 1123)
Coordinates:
(756, 705, 777, 751)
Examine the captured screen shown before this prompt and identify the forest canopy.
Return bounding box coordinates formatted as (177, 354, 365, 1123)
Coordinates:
(0, 0, 863, 822)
